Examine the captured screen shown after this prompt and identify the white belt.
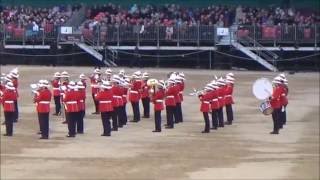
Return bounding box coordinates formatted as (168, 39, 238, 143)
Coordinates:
(212, 99, 218, 101)
(218, 97, 222, 99)
(281, 93, 286, 96)
(4, 101, 14, 103)
(166, 96, 174, 98)
(130, 91, 138, 94)
(203, 101, 210, 104)
(225, 95, 232, 97)
(39, 101, 50, 104)
(66, 101, 77, 104)
(156, 100, 163, 102)
(179, 92, 183, 94)
(114, 95, 122, 98)
(100, 100, 112, 103)
(79, 100, 84, 103)
(53, 88, 60, 90)
(122, 95, 127, 97)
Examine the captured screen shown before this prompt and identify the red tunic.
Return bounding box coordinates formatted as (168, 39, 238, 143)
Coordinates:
(210, 89, 220, 110)
(270, 86, 283, 109)
(129, 80, 142, 102)
(1, 89, 18, 112)
(217, 86, 225, 108)
(34, 88, 52, 113)
(173, 84, 181, 103)
(63, 90, 79, 112)
(51, 79, 61, 97)
(77, 89, 86, 111)
(199, 91, 212, 112)
(112, 85, 123, 107)
(165, 85, 176, 106)
(141, 81, 150, 99)
(279, 84, 288, 106)
(90, 77, 100, 95)
(224, 84, 234, 105)
(152, 89, 165, 111)
(95, 89, 113, 112)
(178, 82, 184, 102)
(122, 87, 128, 104)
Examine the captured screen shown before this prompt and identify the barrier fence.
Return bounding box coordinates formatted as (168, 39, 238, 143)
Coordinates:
(1, 24, 319, 47)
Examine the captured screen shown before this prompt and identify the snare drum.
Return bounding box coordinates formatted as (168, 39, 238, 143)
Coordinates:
(259, 101, 273, 115)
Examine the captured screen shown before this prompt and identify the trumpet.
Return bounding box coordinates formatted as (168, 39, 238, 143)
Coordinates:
(189, 88, 204, 96)
(30, 83, 40, 95)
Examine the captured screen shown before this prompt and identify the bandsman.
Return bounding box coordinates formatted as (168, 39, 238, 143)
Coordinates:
(209, 80, 219, 130)
(76, 81, 86, 134)
(1, 82, 18, 136)
(95, 81, 113, 136)
(33, 80, 52, 139)
(10, 69, 19, 123)
(63, 81, 79, 137)
(151, 80, 165, 132)
(129, 71, 142, 122)
(216, 78, 226, 127)
(60, 71, 70, 124)
(90, 68, 102, 114)
(176, 72, 185, 123)
(174, 75, 184, 123)
(278, 74, 288, 128)
(141, 72, 151, 118)
(224, 73, 235, 125)
(165, 78, 176, 129)
(199, 84, 214, 133)
(269, 76, 284, 134)
(51, 72, 62, 116)
(111, 75, 123, 130)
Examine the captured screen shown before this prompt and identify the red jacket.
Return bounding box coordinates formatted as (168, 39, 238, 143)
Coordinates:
(1, 89, 18, 112)
(141, 81, 150, 99)
(270, 86, 283, 109)
(34, 88, 52, 113)
(90, 77, 100, 94)
(77, 89, 86, 111)
(199, 91, 212, 112)
(122, 87, 128, 104)
(217, 86, 225, 108)
(224, 84, 234, 105)
(173, 84, 181, 103)
(279, 84, 288, 106)
(165, 85, 176, 106)
(129, 80, 142, 102)
(152, 89, 165, 111)
(95, 89, 113, 112)
(177, 82, 184, 102)
(210, 89, 220, 110)
(51, 79, 61, 96)
(63, 90, 79, 112)
(112, 85, 123, 107)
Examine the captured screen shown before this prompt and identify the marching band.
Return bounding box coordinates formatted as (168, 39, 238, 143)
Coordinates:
(0, 67, 290, 139)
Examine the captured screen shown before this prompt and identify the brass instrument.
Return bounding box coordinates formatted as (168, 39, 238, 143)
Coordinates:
(189, 88, 204, 96)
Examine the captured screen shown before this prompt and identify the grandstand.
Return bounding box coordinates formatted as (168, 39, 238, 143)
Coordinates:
(0, 0, 319, 70)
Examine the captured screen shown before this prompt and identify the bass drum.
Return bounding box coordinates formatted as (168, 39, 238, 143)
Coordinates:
(252, 78, 273, 100)
(259, 101, 273, 115)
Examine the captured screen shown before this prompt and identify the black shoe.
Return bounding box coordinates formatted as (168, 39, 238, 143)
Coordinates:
(101, 133, 111, 136)
(3, 134, 12, 136)
(112, 128, 118, 131)
(1, 122, 5, 125)
(225, 122, 232, 125)
(219, 125, 224, 128)
(143, 116, 150, 118)
(129, 120, 138, 123)
(201, 131, 210, 133)
(118, 125, 123, 128)
(66, 135, 75, 137)
(91, 112, 99, 115)
(165, 126, 173, 129)
(211, 127, 218, 130)
(152, 130, 161, 132)
(77, 132, 84, 134)
(39, 137, 48, 139)
(62, 121, 67, 124)
(37, 131, 42, 134)
(13, 120, 18, 123)
(52, 113, 58, 116)
(270, 131, 279, 134)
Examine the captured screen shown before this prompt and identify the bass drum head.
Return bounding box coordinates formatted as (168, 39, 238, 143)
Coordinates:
(252, 78, 273, 100)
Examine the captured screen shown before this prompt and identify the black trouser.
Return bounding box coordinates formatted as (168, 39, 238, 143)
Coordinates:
(4, 112, 14, 135)
(203, 112, 210, 132)
(122, 104, 127, 125)
(38, 113, 49, 138)
(142, 97, 150, 118)
(116, 106, 124, 127)
(279, 105, 287, 126)
(272, 108, 281, 133)
(101, 112, 112, 135)
(14, 100, 18, 122)
(174, 103, 183, 123)
(111, 110, 118, 130)
(54, 96, 61, 114)
(218, 107, 224, 127)
(226, 104, 233, 124)
(66, 112, 77, 136)
(211, 110, 219, 129)
(131, 101, 140, 122)
(92, 94, 99, 113)
(166, 106, 175, 128)
(77, 110, 85, 133)
(154, 110, 162, 131)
